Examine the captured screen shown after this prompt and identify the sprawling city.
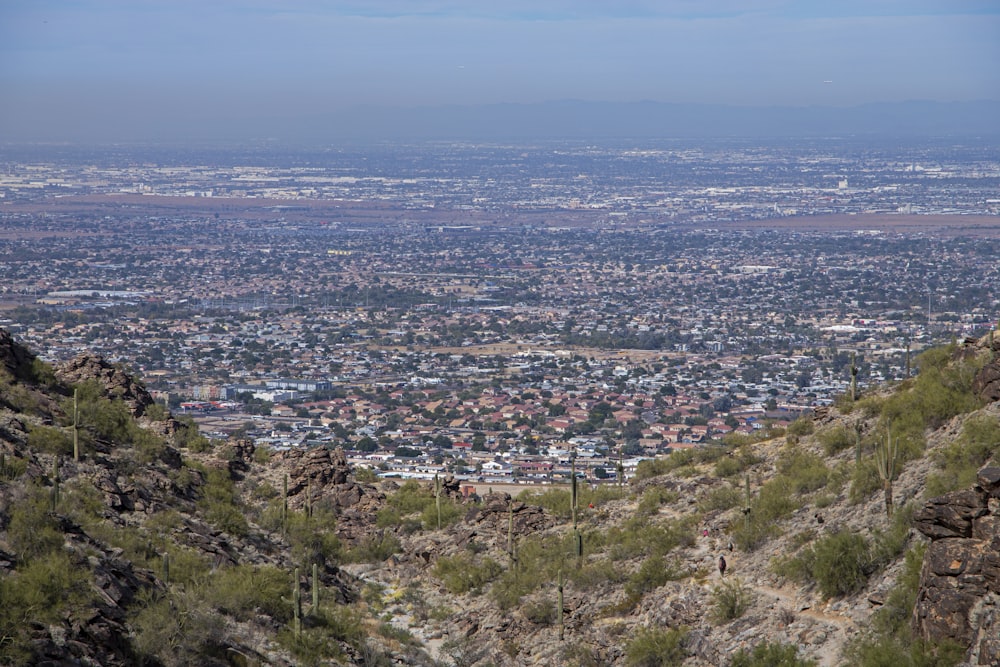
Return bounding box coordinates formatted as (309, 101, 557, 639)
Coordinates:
(2, 139, 998, 488)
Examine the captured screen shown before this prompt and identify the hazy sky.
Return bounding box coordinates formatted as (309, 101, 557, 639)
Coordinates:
(2, 1, 998, 140)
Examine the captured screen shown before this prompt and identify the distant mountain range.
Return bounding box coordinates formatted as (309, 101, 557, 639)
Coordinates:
(5, 99, 999, 144)
(294, 99, 1000, 143)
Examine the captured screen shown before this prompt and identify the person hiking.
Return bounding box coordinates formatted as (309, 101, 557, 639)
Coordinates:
(718, 555, 727, 577)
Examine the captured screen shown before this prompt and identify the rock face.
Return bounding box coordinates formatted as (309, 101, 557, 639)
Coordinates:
(913, 467, 1000, 664)
(278, 446, 386, 542)
(56, 354, 155, 419)
(0, 327, 37, 381)
(971, 334, 1000, 403)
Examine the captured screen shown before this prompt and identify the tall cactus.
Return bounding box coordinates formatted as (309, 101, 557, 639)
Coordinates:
(570, 452, 578, 530)
(292, 566, 302, 637)
(905, 340, 911, 378)
(617, 447, 625, 491)
(507, 499, 515, 564)
(73, 387, 80, 462)
(306, 477, 313, 520)
(875, 432, 899, 519)
(434, 473, 443, 530)
(162, 552, 170, 582)
(312, 562, 319, 614)
(849, 352, 859, 402)
(282, 474, 289, 536)
(854, 420, 863, 465)
(557, 568, 565, 641)
(51, 458, 60, 512)
(742, 475, 752, 534)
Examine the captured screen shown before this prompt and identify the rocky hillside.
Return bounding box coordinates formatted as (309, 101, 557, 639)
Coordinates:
(2, 327, 1000, 666)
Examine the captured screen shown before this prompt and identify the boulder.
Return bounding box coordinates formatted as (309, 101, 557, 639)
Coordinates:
(914, 489, 987, 539)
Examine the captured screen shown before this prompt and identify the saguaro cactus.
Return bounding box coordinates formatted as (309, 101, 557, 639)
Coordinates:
(617, 448, 625, 491)
(73, 387, 80, 462)
(742, 475, 752, 533)
(292, 566, 302, 637)
(875, 432, 899, 519)
(849, 352, 859, 402)
(312, 562, 319, 613)
(557, 568, 565, 641)
(507, 499, 515, 564)
(282, 474, 289, 536)
(434, 473, 443, 530)
(162, 552, 170, 582)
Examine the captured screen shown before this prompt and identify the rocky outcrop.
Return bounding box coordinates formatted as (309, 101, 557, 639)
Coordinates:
(913, 467, 1000, 664)
(465, 491, 557, 539)
(56, 354, 155, 419)
(0, 328, 37, 382)
(278, 446, 386, 542)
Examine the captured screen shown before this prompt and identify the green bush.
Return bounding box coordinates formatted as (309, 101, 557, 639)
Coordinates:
(817, 424, 853, 456)
(711, 577, 753, 623)
(26, 424, 74, 455)
(132, 589, 226, 667)
(849, 458, 883, 504)
(637, 486, 680, 515)
(777, 447, 830, 494)
(779, 521, 913, 600)
(698, 484, 742, 512)
(433, 553, 503, 594)
(926, 413, 1000, 496)
(345, 531, 401, 563)
(729, 641, 817, 667)
(0, 551, 95, 662)
(625, 555, 686, 601)
(787, 418, 816, 438)
(625, 626, 689, 667)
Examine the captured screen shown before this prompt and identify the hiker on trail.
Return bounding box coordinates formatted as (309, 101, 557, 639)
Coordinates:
(718, 555, 727, 577)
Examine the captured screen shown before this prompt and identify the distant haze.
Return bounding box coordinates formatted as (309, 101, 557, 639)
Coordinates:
(1, 1, 998, 144)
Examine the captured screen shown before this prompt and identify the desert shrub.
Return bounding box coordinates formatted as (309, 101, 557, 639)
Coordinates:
(605, 515, 696, 561)
(625, 626, 689, 667)
(561, 643, 602, 667)
(698, 484, 742, 512)
(420, 494, 464, 530)
(205, 564, 291, 622)
(637, 486, 680, 515)
(777, 447, 830, 494)
(711, 577, 753, 623)
(633, 447, 725, 480)
(0, 453, 28, 480)
(7, 485, 65, 561)
(175, 415, 212, 452)
(132, 589, 227, 667)
(285, 508, 342, 566)
(345, 531, 400, 563)
(26, 424, 74, 455)
(433, 553, 503, 594)
(729, 476, 798, 552)
(779, 518, 911, 600)
(198, 466, 248, 537)
(729, 641, 817, 667)
(713, 456, 743, 477)
(625, 554, 686, 601)
(0, 550, 94, 662)
(354, 465, 378, 483)
(926, 413, 1000, 496)
(522, 598, 556, 625)
(849, 458, 883, 504)
(787, 418, 815, 438)
(143, 402, 169, 421)
(817, 424, 853, 456)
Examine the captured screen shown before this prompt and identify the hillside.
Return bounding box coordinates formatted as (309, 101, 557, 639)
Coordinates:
(2, 326, 1000, 666)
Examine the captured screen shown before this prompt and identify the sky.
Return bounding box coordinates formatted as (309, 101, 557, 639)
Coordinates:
(1, 1, 998, 141)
